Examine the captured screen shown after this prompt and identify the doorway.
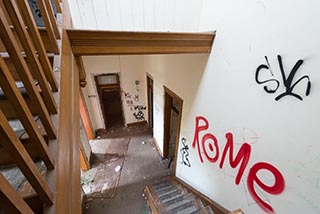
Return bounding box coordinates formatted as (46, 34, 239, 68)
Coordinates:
(163, 86, 183, 168)
(95, 74, 124, 130)
(147, 75, 154, 130)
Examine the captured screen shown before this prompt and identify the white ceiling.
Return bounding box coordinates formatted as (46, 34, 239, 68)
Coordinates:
(68, 0, 204, 32)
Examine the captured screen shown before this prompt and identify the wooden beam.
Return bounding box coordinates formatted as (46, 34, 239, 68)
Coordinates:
(0, 57, 54, 170)
(0, 172, 34, 214)
(3, 0, 57, 114)
(67, 29, 215, 56)
(55, 1, 81, 213)
(0, 9, 56, 140)
(0, 111, 53, 205)
(16, 0, 59, 91)
(0, 138, 47, 165)
(0, 97, 37, 120)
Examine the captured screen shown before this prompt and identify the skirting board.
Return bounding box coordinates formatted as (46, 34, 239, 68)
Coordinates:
(153, 137, 163, 157)
(126, 120, 147, 127)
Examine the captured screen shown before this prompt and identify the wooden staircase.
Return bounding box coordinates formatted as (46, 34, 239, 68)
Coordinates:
(145, 177, 215, 214)
(0, 0, 81, 213)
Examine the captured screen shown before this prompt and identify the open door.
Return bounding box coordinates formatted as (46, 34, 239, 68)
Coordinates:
(163, 86, 183, 170)
(147, 75, 154, 130)
(95, 74, 124, 130)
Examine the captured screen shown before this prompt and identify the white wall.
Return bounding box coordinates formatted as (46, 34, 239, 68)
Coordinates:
(81, 56, 147, 130)
(174, 0, 320, 214)
(144, 54, 209, 155)
(70, 0, 320, 213)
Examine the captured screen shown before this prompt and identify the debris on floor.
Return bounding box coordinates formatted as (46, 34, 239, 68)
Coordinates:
(81, 138, 130, 199)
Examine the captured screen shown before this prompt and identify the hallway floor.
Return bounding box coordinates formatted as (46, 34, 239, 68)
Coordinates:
(84, 126, 173, 214)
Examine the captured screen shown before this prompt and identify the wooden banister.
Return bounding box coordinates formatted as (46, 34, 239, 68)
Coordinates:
(0, 57, 54, 170)
(0, 172, 34, 214)
(16, 0, 59, 92)
(36, 0, 59, 54)
(53, 0, 62, 13)
(43, 0, 60, 39)
(0, 9, 56, 140)
(0, 111, 53, 205)
(0, 0, 81, 213)
(3, 0, 57, 114)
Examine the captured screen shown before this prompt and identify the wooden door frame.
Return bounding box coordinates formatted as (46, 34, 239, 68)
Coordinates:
(94, 74, 124, 129)
(146, 74, 153, 129)
(163, 86, 183, 174)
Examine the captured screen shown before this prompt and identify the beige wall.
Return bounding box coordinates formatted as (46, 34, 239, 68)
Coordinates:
(81, 55, 147, 131)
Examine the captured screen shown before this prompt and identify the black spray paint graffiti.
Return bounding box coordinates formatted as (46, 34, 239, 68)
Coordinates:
(133, 105, 146, 121)
(255, 55, 311, 101)
(180, 138, 191, 167)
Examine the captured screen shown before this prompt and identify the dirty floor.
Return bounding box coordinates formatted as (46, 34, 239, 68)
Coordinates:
(84, 126, 173, 214)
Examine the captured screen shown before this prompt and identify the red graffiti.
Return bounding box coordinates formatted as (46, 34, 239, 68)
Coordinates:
(192, 116, 285, 213)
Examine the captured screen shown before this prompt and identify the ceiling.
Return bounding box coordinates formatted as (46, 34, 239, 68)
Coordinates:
(68, 0, 204, 32)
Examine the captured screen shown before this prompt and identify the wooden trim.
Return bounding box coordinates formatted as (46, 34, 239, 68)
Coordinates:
(80, 90, 94, 140)
(67, 29, 215, 56)
(146, 75, 153, 129)
(0, 57, 54, 170)
(75, 56, 87, 87)
(0, 111, 53, 205)
(163, 86, 183, 176)
(3, 0, 57, 114)
(0, 173, 34, 214)
(16, 0, 58, 92)
(80, 145, 89, 171)
(126, 120, 147, 127)
(172, 176, 231, 214)
(0, 10, 56, 140)
(144, 187, 159, 214)
(153, 137, 163, 157)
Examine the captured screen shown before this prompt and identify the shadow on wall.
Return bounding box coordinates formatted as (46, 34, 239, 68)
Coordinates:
(145, 54, 210, 117)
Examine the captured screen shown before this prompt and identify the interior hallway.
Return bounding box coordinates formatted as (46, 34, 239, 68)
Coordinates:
(84, 126, 173, 214)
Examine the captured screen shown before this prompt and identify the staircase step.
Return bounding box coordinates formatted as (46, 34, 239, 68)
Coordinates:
(167, 200, 195, 214)
(162, 192, 187, 204)
(164, 192, 194, 207)
(158, 188, 180, 199)
(153, 180, 173, 190)
(166, 195, 195, 212)
(155, 185, 176, 195)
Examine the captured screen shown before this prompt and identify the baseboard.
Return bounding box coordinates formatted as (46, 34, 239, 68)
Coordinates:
(153, 137, 163, 157)
(126, 120, 147, 127)
(172, 176, 231, 214)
